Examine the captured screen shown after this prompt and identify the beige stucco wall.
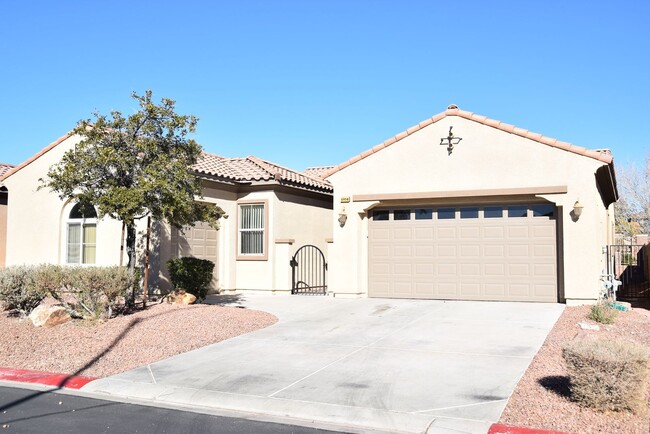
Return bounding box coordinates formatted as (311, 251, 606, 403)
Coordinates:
(0, 191, 7, 267)
(327, 116, 613, 303)
(4, 133, 333, 295)
(4, 135, 153, 277)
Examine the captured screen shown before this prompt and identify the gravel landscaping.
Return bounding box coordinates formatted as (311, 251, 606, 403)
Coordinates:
(500, 305, 650, 434)
(2, 298, 649, 433)
(0, 302, 277, 378)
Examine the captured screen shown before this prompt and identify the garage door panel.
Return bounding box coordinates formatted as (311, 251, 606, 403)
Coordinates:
(414, 245, 434, 257)
(460, 283, 481, 296)
(508, 245, 530, 257)
(509, 264, 530, 276)
(459, 226, 480, 239)
(508, 226, 530, 238)
(460, 245, 480, 257)
(437, 245, 457, 256)
(483, 226, 505, 238)
(414, 227, 434, 239)
(485, 263, 505, 276)
(173, 221, 219, 291)
(533, 225, 555, 238)
(414, 263, 434, 275)
(484, 245, 505, 257)
(437, 263, 457, 275)
(437, 227, 457, 239)
(392, 228, 412, 241)
(460, 263, 480, 276)
(368, 205, 557, 302)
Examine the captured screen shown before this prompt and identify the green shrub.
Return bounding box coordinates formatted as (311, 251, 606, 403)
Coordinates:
(588, 302, 618, 324)
(0, 266, 46, 317)
(563, 338, 650, 412)
(167, 257, 214, 301)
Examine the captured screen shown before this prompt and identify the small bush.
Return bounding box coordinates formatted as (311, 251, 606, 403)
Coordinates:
(588, 302, 618, 324)
(63, 267, 138, 320)
(167, 257, 214, 302)
(0, 266, 46, 317)
(563, 338, 650, 412)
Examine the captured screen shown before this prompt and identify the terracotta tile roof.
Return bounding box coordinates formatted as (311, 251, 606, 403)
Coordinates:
(193, 153, 333, 192)
(303, 166, 335, 178)
(322, 105, 614, 179)
(0, 163, 15, 178)
(1, 135, 332, 194)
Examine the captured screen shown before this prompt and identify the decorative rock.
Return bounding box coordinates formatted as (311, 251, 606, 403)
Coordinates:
(578, 322, 600, 331)
(177, 292, 197, 305)
(29, 305, 71, 327)
(166, 291, 197, 305)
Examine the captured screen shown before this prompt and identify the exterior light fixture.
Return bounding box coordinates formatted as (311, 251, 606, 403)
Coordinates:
(440, 126, 462, 155)
(573, 200, 583, 218)
(338, 207, 348, 227)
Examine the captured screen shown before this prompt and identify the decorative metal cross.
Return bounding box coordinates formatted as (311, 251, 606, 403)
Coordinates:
(440, 126, 462, 155)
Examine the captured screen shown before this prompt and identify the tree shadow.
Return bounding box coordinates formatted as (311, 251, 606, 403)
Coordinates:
(0, 306, 193, 413)
(538, 375, 571, 398)
(203, 293, 244, 307)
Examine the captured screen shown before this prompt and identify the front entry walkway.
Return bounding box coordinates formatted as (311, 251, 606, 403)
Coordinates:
(82, 295, 564, 433)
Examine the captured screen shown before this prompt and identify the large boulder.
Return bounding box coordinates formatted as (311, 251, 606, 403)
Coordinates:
(166, 291, 197, 305)
(29, 305, 71, 327)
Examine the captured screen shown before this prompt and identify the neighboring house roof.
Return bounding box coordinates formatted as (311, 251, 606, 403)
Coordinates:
(322, 105, 614, 179)
(303, 166, 335, 179)
(0, 132, 332, 195)
(194, 153, 333, 192)
(0, 163, 15, 178)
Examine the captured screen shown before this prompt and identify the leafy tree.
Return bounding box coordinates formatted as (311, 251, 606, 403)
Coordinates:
(615, 154, 650, 238)
(41, 90, 225, 277)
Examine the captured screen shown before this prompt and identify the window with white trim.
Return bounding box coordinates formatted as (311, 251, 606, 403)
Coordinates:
(67, 203, 97, 264)
(238, 203, 265, 255)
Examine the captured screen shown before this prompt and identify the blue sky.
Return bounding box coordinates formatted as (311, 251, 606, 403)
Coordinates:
(0, 0, 648, 171)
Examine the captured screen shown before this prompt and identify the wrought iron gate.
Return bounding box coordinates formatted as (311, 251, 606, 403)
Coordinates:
(606, 245, 649, 301)
(291, 245, 327, 295)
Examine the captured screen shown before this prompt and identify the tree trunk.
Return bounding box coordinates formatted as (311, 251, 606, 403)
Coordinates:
(125, 221, 137, 305)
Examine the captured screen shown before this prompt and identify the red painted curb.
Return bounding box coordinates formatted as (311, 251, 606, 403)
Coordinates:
(0, 367, 96, 389)
(488, 423, 568, 434)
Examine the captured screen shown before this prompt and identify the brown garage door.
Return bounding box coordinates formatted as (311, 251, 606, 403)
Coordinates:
(368, 204, 557, 302)
(172, 222, 218, 289)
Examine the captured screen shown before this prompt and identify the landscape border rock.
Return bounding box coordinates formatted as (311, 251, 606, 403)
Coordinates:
(29, 304, 71, 327)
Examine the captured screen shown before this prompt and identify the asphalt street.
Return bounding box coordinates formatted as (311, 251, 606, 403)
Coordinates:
(0, 385, 342, 434)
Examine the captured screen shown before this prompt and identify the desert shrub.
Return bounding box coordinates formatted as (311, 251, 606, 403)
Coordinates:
(0, 265, 138, 320)
(167, 257, 214, 301)
(588, 301, 618, 324)
(0, 266, 47, 317)
(64, 267, 138, 320)
(563, 338, 650, 412)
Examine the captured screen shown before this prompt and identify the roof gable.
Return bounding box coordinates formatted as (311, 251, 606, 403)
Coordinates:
(322, 105, 613, 179)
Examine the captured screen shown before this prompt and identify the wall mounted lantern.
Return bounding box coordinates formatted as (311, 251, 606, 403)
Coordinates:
(440, 126, 462, 155)
(573, 200, 584, 219)
(338, 207, 348, 227)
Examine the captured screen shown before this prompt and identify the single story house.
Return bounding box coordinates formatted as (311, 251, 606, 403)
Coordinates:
(0, 163, 15, 267)
(0, 134, 333, 294)
(322, 105, 618, 305)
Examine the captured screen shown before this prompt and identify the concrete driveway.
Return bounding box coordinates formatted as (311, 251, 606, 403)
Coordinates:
(82, 295, 564, 433)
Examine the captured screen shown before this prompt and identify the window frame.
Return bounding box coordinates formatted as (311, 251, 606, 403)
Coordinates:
(66, 203, 98, 265)
(236, 199, 269, 261)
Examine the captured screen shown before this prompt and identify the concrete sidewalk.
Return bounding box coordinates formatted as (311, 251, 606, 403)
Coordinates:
(82, 295, 564, 433)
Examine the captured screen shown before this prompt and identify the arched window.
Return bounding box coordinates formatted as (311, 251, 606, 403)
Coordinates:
(67, 203, 97, 264)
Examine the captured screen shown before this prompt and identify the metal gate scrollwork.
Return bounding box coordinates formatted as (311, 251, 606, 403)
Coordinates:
(291, 245, 327, 295)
